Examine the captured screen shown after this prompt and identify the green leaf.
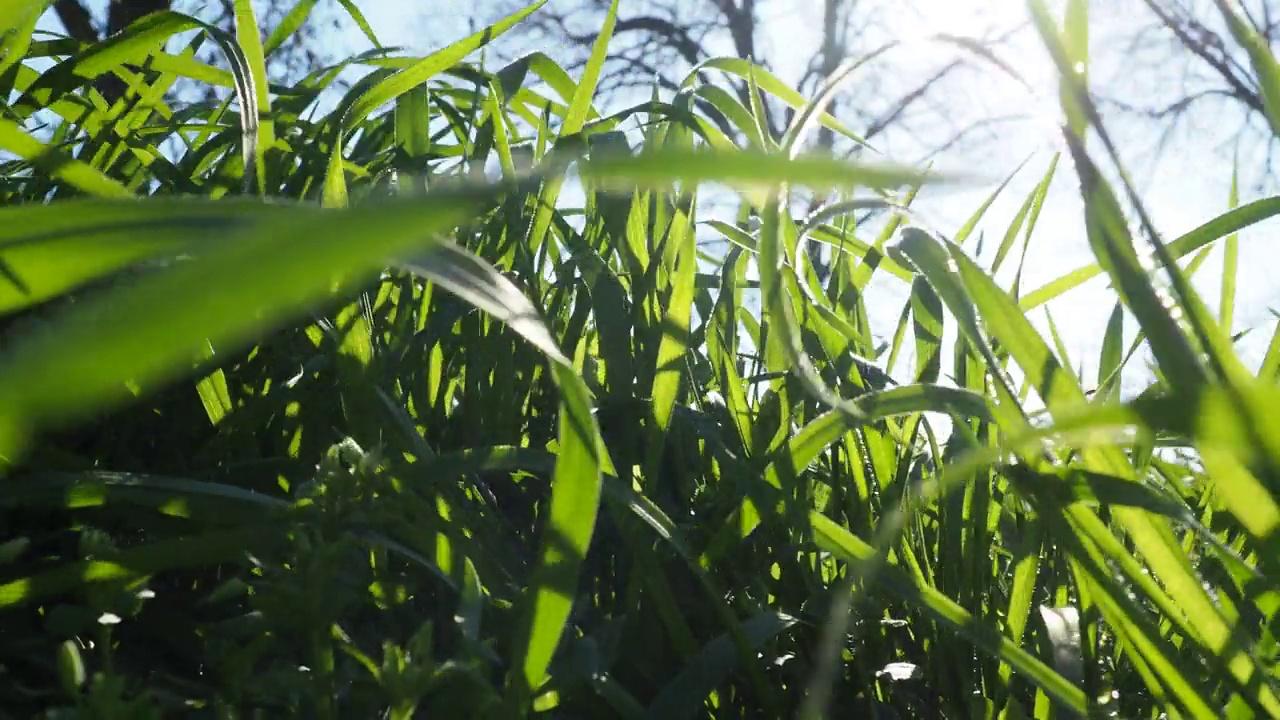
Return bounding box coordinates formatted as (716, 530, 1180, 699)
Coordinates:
(560, 0, 617, 136)
(0, 118, 132, 198)
(322, 0, 545, 206)
(1213, 0, 1280, 138)
(1221, 157, 1240, 331)
(0, 190, 500, 465)
(1019, 196, 1280, 311)
(0, 0, 48, 41)
(0, 525, 278, 608)
(263, 0, 319, 56)
(0, 198, 292, 316)
(232, 0, 274, 195)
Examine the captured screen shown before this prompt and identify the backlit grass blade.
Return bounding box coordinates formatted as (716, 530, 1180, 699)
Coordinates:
(0, 189, 507, 465)
(0, 118, 132, 198)
(1010, 154, 1059, 293)
(195, 339, 234, 426)
(322, 0, 545, 205)
(690, 84, 759, 147)
(68, 11, 200, 79)
(1261, 317, 1280, 380)
(506, 363, 603, 710)
(393, 247, 605, 711)
(0, 197, 295, 316)
(335, 0, 384, 50)
(1097, 302, 1124, 401)
(953, 155, 1029, 246)
(395, 84, 432, 195)
(560, 0, 616, 135)
(892, 230, 1084, 413)
(344, 2, 544, 127)
(518, 0, 617, 323)
(232, 0, 273, 195)
(1060, 0, 1089, 136)
(911, 274, 944, 384)
(1212, 0, 1280, 138)
(0, 0, 48, 40)
(1019, 196, 1280, 310)
(681, 57, 864, 145)
(495, 51, 583, 109)
(0, 524, 278, 608)
(1060, 132, 1206, 390)
(649, 200, 696, 460)
(0, 2, 38, 78)
(989, 167, 1036, 274)
(263, 0, 319, 56)
(1221, 158, 1240, 331)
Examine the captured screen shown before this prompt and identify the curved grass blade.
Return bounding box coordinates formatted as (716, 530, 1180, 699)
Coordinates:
(899, 224, 1280, 715)
(392, 248, 605, 711)
(335, 0, 384, 50)
(0, 524, 278, 608)
(0, 118, 132, 198)
(0, 197, 296, 316)
(263, 0, 319, 56)
(0, 189, 503, 465)
(321, 0, 545, 206)
(1019, 196, 1280, 310)
(232, 0, 273, 195)
(1212, 0, 1280, 138)
(0, 470, 286, 525)
(681, 57, 863, 144)
(0, 0, 48, 40)
(809, 513, 1087, 714)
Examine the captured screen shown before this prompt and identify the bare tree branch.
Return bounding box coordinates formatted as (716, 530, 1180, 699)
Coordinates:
(555, 14, 711, 66)
(1097, 0, 1280, 188)
(53, 0, 96, 44)
(863, 59, 965, 142)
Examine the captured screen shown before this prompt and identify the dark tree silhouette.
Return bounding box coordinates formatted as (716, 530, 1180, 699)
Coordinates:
(48, 0, 344, 103)
(1097, 0, 1280, 187)
(490, 0, 1025, 280)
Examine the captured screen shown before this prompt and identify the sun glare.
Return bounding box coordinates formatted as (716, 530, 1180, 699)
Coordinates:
(910, 0, 1004, 38)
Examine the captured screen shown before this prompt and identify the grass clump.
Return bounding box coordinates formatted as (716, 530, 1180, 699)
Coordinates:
(1, 1, 1280, 718)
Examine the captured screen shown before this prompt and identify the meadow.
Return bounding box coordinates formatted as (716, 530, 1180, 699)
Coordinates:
(1, 0, 1279, 717)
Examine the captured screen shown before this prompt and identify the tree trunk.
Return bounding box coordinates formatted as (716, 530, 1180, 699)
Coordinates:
(806, 0, 846, 285)
(107, 0, 170, 36)
(54, 0, 173, 103)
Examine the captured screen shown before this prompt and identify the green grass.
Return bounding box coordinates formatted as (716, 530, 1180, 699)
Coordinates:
(1, 0, 1280, 718)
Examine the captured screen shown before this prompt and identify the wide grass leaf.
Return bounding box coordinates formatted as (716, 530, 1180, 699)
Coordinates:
(0, 190, 497, 464)
(0, 198, 295, 316)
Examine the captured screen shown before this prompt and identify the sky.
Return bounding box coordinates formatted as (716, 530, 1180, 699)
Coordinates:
(33, 0, 1280, 397)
